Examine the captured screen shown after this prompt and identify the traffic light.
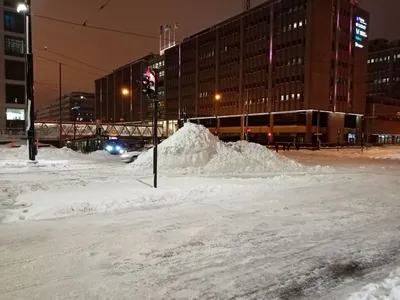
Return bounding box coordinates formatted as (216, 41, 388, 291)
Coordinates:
(142, 70, 156, 99)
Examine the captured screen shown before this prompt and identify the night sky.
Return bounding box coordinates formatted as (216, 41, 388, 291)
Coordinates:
(31, 0, 400, 108)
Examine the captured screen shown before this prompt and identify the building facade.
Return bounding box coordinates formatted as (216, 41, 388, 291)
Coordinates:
(365, 95, 400, 145)
(164, 0, 369, 143)
(94, 53, 165, 124)
(0, 0, 27, 131)
(36, 92, 95, 122)
(367, 39, 400, 100)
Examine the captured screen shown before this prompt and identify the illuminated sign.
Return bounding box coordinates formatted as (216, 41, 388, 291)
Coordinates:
(354, 16, 368, 49)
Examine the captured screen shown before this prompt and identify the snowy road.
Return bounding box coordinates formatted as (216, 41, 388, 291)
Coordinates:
(1, 161, 400, 299)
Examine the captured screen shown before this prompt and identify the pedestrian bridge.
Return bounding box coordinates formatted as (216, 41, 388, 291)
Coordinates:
(0, 122, 165, 141)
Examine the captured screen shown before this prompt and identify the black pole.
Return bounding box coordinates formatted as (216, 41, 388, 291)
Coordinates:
(153, 100, 158, 188)
(59, 63, 62, 146)
(153, 69, 159, 188)
(26, 0, 36, 161)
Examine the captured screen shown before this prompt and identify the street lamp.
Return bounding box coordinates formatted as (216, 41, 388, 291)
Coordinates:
(215, 94, 221, 101)
(16, 3, 28, 13)
(18, 0, 36, 161)
(121, 88, 129, 96)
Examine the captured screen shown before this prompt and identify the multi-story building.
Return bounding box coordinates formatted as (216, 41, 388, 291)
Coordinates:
(94, 53, 165, 123)
(367, 39, 400, 99)
(0, 0, 27, 131)
(164, 0, 369, 144)
(36, 92, 95, 122)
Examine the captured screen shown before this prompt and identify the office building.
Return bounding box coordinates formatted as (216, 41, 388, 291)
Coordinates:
(94, 53, 165, 123)
(367, 39, 400, 100)
(36, 92, 95, 122)
(164, 0, 369, 143)
(0, 0, 27, 131)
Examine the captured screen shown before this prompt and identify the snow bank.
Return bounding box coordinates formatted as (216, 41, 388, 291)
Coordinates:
(0, 146, 113, 169)
(130, 123, 325, 174)
(347, 268, 400, 300)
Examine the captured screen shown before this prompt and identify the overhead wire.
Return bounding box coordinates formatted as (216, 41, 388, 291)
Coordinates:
(39, 47, 110, 73)
(79, 0, 114, 28)
(35, 55, 104, 77)
(33, 13, 163, 41)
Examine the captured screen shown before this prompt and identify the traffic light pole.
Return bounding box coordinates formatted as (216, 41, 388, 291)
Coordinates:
(153, 99, 158, 188)
(25, 0, 36, 161)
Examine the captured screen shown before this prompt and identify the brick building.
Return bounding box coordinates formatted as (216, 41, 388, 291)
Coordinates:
(94, 53, 165, 123)
(367, 39, 400, 100)
(164, 0, 369, 144)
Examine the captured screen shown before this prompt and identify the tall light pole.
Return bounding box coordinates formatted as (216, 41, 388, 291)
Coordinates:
(17, 1, 36, 161)
(215, 94, 221, 133)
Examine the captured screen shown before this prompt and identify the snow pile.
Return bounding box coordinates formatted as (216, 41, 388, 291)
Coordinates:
(131, 123, 324, 174)
(0, 145, 112, 168)
(347, 268, 400, 300)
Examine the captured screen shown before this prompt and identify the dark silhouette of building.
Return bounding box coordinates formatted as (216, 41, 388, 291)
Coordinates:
(94, 53, 165, 123)
(368, 39, 400, 100)
(36, 92, 95, 122)
(164, 0, 369, 143)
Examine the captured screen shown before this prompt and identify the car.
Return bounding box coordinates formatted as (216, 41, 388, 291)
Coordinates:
(119, 145, 153, 163)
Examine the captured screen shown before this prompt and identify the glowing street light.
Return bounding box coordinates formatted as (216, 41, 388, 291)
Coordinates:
(121, 88, 129, 96)
(215, 94, 221, 101)
(16, 3, 28, 13)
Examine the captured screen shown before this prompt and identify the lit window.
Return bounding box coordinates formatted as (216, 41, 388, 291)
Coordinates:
(294, 22, 297, 28)
(283, 26, 286, 32)
(367, 59, 370, 64)
(286, 94, 289, 100)
(288, 24, 292, 30)
(371, 59, 374, 63)
(297, 93, 300, 99)
(281, 95, 284, 101)
(298, 58, 302, 63)
(299, 21, 303, 27)
(397, 54, 400, 58)
(291, 94, 295, 99)
(384, 57, 387, 61)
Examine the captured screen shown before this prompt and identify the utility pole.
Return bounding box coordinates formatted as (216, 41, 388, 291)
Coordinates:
(19, 0, 36, 160)
(245, 89, 249, 141)
(243, 0, 251, 11)
(59, 63, 62, 146)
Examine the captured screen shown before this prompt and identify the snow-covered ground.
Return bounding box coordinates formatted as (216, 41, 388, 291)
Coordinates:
(1, 125, 400, 299)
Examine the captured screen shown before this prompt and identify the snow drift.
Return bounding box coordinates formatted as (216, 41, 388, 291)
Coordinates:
(0, 145, 114, 169)
(347, 268, 400, 300)
(130, 122, 324, 174)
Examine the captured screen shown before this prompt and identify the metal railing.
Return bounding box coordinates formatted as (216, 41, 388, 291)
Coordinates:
(0, 122, 165, 141)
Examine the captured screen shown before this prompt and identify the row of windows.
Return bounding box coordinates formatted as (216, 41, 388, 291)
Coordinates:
(282, 20, 306, 32)
(149, 60, 165, 69)
(280, 93, 301, 101)
(368, 54, 400, 64)
(370, 77, 400, 84)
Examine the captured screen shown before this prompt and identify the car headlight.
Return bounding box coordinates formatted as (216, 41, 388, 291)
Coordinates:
(119, 149, 126, 154)
(106, 145, 113, 152)
(116, 146, 121, 151)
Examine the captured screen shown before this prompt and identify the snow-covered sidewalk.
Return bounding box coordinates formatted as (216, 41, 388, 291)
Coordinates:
(1, 169, 400, 299)
(1, 124, 400, 299)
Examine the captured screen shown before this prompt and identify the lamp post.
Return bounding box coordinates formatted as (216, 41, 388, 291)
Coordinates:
(215, 94, 221, 133)
(18, 1, 36, 161)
